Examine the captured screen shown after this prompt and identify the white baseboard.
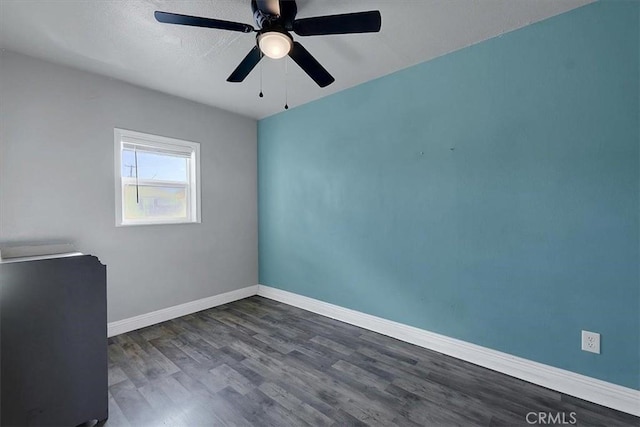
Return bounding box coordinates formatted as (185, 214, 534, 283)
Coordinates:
(257, 285, 640, 417)
(107, 285, 258, 337)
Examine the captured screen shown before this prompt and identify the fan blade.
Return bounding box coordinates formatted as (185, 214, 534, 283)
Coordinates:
(227, 46, 263, 82)
(288, 42, 334, 88)
(293, 10, 381, 36)
(155, 11, 254, 33)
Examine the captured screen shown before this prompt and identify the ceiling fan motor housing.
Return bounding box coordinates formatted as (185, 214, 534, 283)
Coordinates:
(252, 0, 297, 30)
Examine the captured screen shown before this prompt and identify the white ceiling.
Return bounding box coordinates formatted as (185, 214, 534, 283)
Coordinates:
(0, 0, 592, 119)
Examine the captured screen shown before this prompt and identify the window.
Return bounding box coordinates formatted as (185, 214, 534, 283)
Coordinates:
(114, 128, 201, 226)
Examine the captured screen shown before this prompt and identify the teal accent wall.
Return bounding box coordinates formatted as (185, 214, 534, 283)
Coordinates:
(258, 1, 639, 389)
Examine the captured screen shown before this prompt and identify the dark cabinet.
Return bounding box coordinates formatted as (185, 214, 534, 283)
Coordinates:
(0, 255, 108, 426)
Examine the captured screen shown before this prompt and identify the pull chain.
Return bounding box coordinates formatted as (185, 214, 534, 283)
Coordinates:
(259, 52, 264, 98)
(284, 57, 289, 110)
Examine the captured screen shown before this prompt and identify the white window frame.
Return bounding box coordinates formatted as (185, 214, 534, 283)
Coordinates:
(114, 128, 201, 226)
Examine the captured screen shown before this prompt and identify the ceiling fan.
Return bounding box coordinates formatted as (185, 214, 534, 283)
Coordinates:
(155, 0, 382, 88)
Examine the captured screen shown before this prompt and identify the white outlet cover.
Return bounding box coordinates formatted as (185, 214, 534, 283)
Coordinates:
(581, 330, 601, 354)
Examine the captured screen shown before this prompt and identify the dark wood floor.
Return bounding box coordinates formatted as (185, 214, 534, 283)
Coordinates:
(106, 296, 638, 426)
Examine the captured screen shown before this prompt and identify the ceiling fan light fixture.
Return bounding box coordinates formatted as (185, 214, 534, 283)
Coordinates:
(258, 31, 292, 59)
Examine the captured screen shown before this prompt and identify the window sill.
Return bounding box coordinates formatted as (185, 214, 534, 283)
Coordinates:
(116, 219, 200, 227)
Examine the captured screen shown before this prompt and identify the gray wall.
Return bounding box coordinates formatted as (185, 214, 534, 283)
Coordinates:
(0, 50, 257, 323)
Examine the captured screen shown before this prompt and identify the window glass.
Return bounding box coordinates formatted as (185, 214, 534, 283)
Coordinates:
(123, 185, 188, 221)
(121, 149, 188, 182)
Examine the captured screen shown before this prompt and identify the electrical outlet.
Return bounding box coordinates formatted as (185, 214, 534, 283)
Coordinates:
(581, 330, 600, 354)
